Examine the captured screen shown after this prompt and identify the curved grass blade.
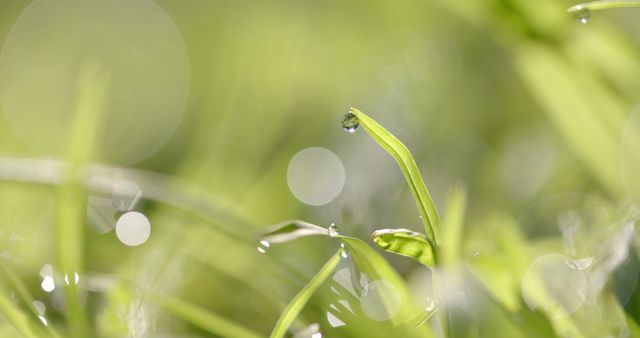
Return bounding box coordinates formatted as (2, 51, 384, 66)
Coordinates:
(259, 219, 329, 244)
(568, 1, 640, 13)
(348, 108, 442, 247)
(371, 228, 435, 268)
(395, 304, 440, 334)
(146, 292, 262, 338)
(270, 251, 342, 338)
(338, 236, 434, 338)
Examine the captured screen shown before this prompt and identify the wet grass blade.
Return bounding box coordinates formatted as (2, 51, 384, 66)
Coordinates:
(568, 1, 640, 13)
(270, 251, 342, 338)
(259, 219, 329, 244)
(348, 108, 442, 247)
(147, 292, 262, 338)
(370, 228, 435, 268)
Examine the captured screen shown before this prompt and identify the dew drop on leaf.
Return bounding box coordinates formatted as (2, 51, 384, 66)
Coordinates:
(328, 223, 339, 238)
(339, 242, 349, 259)
(341, 112, 359, 133)
(573, 6, 590, 24)
(257, 240, 270, 254)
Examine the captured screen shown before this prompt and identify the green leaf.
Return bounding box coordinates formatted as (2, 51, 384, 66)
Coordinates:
(370, 228, 436, 268)
(270, 251, 342, 338)
(147, 292, 263, 338)
(259, 219, 329, 244)
(348, 108, 442, 247)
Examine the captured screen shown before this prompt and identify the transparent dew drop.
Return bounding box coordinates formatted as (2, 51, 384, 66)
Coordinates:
(41, 276, 55, 293)
(573, 6, 590, 24)
(328, 223, 340, 238)
(64, 272, 80, 285)
(341, 112, 359, 133)
(425, 298, 437, 312)
(339, 242, 349, 259)
(257, 240, 270, 254)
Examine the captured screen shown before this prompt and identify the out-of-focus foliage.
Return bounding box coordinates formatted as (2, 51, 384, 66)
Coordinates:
(0, 0, 640, 337)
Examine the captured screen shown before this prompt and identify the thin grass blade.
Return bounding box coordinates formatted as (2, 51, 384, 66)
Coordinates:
(147, 292, 262, 338)
(259, 219, 329, 244)
(270, 251, 342, 338)
(348, 108, 442, 247)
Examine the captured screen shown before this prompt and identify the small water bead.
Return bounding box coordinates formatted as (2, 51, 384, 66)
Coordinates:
(328, 223, 340, 238)
(64, 272, 80, 285)
(257, 240, 270, 254)
(32, 300, 45, 315)
(572, 6, 590, 24)
(41, 276, 55, 293)
(339, 242, 349, 259)
(341, 112, 359, 133)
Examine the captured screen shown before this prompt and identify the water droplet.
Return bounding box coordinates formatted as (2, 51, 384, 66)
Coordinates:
(38, 315, 48, 326)
(326, 311, 346, 327)
(339, 242, 349, 259)
(41, 276, 55, 293)
(257, 240, 270, 254)
(341, 111, 359, 133)
(115, 211, 151, 246)
(32, 300, 46, 315)
(425, 298, 437, 312)
(328, 223, 340, 238)
(573, 6, 590, 24)
(64, 272, 80, 285)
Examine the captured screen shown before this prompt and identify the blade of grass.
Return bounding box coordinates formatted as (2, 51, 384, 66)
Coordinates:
(440, 185, 466, 267)
(259, 220, 329, 244)
(146, 292, 262, 338)
(568, 0, 640, 13)
(370, 228, 435, 268)
(56, 63, 108, 337)
(270, 251, 342, 338)
(348, 108, 442, 247)
(0, 284, 38, 338)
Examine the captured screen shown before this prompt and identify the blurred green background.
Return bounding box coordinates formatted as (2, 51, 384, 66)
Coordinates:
(1, 0, 640, 337)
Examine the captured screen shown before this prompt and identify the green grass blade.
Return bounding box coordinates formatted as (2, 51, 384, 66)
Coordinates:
(440, 185, 466, 266)
(0, 284, 38, 338)
(270, 251, 342, 338)
(568, 1, 640, 13)
(56, 63, 109, 338)
(348, 108, 442, 247)
(147, 292, 262, 338)
(370, 228, 435, 268)
(259, 219, 329, 244)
